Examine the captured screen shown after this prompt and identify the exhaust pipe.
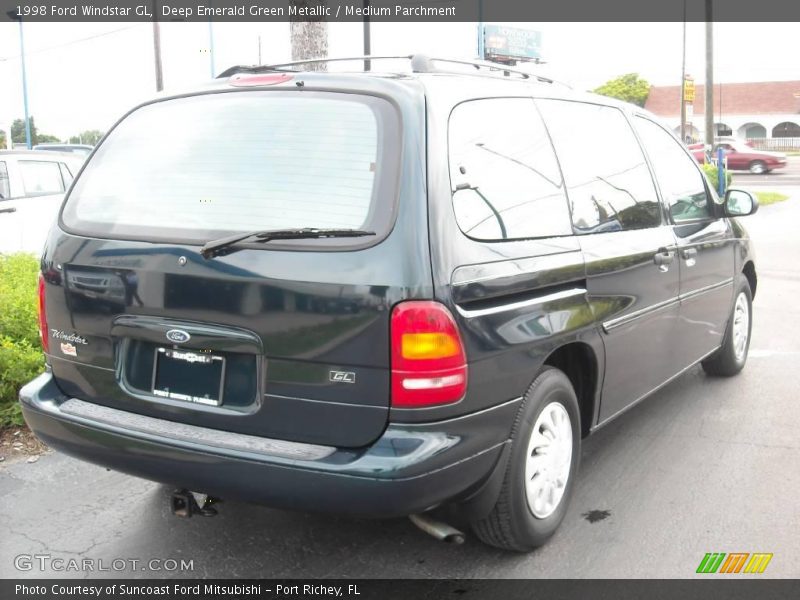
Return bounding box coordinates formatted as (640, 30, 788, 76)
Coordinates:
(170, 490, 219, 517)
(409, 513, 465, 544)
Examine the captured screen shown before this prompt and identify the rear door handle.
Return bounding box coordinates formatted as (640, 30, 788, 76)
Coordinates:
(0, 207, 16, 214)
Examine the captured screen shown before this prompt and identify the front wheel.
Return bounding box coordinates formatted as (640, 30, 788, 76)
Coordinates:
(471, 367, 580, 552)
(749, 160, 767, 174)
(702, 278, 753, 376)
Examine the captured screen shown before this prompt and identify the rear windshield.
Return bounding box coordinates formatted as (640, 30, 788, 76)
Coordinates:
(61, 91, 399, 246)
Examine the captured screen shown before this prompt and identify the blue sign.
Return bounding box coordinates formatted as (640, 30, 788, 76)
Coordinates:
(482, 25, 542, 62)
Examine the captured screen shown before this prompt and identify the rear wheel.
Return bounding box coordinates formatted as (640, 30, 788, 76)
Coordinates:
(702, 278, 753, 376)
(749, 160, 767, 174)
(472, 367, 580, 552)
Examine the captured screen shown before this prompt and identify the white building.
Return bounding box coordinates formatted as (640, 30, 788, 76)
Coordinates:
(645, 80, 800, 149)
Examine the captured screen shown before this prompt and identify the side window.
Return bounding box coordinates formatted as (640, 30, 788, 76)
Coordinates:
(633, 117, 712, 223)
(0, 162, 9, 199)
(18, 160, 65, 197)
(536, 100, 662, 233)
(448, 98, 572, 241)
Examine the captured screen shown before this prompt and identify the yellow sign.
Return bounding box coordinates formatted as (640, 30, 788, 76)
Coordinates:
(684, 78, 695, 103)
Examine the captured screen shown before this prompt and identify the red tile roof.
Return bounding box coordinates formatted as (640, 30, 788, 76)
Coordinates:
(645, 81, 800, 117)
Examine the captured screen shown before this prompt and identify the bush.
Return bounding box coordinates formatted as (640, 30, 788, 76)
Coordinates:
(0, 253, 44, 428)
(701, 163, 733, 193)
(0, 337, 44, 427)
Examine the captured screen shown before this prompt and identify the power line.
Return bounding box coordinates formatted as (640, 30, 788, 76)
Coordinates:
(0, 24, 145, 62)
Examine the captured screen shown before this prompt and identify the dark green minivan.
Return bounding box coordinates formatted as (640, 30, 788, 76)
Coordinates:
(21, 55, 758, 551)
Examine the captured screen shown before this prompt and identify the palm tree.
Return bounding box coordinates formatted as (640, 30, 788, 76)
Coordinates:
(289, 1, 328, 71)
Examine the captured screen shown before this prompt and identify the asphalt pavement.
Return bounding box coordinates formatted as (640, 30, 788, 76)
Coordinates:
(731, 155, 800, 188)
(1, 189, 799, 579)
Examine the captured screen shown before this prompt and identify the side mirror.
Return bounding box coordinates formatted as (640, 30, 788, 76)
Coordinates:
(724, 189, 758, 217)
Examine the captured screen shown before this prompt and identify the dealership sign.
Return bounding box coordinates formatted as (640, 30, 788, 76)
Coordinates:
(483, 25, 542, 62)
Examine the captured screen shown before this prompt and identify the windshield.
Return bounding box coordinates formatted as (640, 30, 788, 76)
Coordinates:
(61, 91, 399, 245)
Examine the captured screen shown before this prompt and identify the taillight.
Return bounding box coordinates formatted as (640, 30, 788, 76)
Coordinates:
(390, 301, 467, 408)
(38, 274, 49, 353)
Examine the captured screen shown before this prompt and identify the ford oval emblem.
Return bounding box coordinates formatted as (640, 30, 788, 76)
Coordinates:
(166, 329, 191, 344)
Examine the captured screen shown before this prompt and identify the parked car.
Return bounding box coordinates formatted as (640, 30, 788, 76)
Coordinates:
(0, 150, 84, 255)
(689, 140, 787, 173)
(20, 55, 759, 552)
(716, 136, 753, 147)
(33, 143, 94, 159)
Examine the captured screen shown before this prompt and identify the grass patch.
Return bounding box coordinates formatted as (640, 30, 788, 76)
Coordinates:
(755, 191, 790, 207)
(0, 253, 45, 429)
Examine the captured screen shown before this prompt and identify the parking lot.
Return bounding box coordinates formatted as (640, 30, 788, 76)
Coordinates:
(1, 183, 798, 579)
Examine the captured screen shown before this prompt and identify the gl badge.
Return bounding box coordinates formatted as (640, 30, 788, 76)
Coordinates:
(329, 370, 356, 384)
(166, 329, 191, 344)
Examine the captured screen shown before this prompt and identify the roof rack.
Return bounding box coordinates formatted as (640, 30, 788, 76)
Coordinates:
(217, 53, 555, 85)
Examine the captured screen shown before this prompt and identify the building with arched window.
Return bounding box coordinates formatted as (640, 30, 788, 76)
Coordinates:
(645, 80, 800, 150)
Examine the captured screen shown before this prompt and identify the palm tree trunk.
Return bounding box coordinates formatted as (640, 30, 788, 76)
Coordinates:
(289, 1, 328, 71)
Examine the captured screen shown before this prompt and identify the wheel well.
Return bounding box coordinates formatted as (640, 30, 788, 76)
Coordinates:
(544, 343, 597, 438)
(743, 261, 757, 299)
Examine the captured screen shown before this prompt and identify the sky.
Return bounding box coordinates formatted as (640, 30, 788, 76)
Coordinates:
(0, 21, 798, 139)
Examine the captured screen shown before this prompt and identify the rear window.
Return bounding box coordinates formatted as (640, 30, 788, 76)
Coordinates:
(62, 91, 400, 246)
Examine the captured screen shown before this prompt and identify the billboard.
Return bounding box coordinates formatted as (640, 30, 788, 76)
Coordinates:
(482, 25, 542, 62)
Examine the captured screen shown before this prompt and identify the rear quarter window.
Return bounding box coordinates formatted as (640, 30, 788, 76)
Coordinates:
(61, 91, 400, 246)
(447, 97, 572, 241)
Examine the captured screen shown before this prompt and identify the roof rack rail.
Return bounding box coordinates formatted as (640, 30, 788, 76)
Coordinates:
(217, 53, 556, 85)
(413, 55, 553, 84)
(216, 56, 413, 78)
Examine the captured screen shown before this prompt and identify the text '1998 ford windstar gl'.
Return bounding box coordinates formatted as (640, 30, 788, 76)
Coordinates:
(21, 55, 758, 551)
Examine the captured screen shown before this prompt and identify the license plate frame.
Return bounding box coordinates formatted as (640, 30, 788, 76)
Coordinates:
(151, 347, 226, 407)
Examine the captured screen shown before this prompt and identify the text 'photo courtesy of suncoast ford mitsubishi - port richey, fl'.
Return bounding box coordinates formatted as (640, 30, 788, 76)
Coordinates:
(2, 6, 799, 593)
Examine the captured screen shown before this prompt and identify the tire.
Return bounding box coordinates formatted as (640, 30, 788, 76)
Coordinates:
(702, 278, 753, 377)
(749, 160, 767, 174)
(472, 367, 581, 552)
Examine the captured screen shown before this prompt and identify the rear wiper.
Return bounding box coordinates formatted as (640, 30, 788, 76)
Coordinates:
(200, 228, 376, 259)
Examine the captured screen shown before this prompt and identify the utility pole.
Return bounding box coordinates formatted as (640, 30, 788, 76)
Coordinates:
(150, 0, 164, 91)
(363, 0, 371, 71)
(208, 21, 215, 78)
(6, 10, 32, 148)
(18, 19, 31, 148)
(477, 0, 484, 59)
(704, 0, 714, 152)
(679, 0, 687, 143)
(152, 14, 164, 91)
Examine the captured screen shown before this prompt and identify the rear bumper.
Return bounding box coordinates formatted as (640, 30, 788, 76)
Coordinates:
(20, 372, 518, 518)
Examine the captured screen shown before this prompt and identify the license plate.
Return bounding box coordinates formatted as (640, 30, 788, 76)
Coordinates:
(151, 347, 225, 406)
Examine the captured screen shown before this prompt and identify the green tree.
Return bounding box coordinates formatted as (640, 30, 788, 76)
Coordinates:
(11, 117, 38, 145)
(593, 73, 651, 107)
(69, 130, 103, 145)
(9, 116, 62, 146)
